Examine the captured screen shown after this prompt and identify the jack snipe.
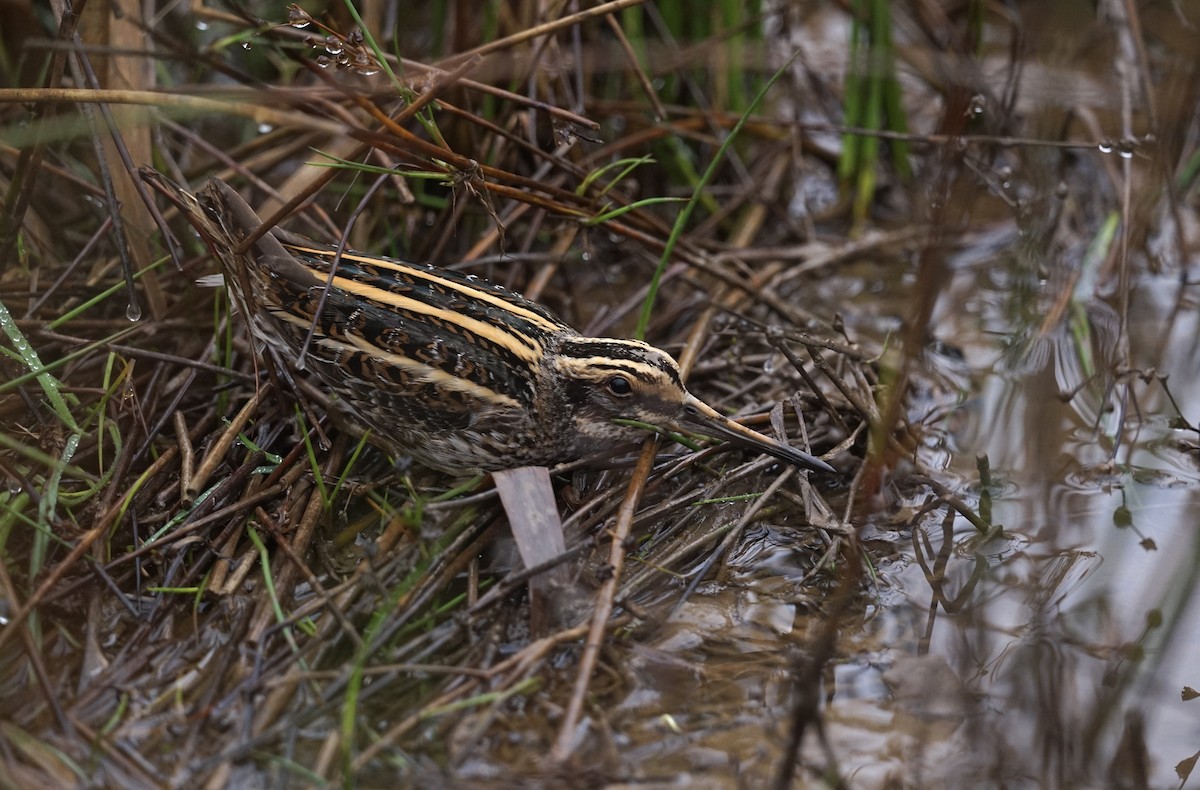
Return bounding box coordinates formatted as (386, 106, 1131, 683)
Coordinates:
(143, 169, 834, 477)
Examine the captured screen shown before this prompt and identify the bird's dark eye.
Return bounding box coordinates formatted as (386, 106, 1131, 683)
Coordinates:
(607, 375, 633, 396)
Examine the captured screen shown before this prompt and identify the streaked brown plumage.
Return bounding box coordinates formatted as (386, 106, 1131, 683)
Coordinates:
(142, 169, 834, 476)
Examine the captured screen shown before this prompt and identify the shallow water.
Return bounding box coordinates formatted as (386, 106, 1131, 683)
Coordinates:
(894, 264, 1200, 786)
(616, 224, 1200, 786)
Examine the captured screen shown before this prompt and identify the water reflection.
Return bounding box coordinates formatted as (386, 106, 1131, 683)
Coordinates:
(857, 252, 1200, 785)
(613, 238, 1200, 786)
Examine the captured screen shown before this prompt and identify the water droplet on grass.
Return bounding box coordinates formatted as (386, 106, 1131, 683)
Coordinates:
(288, 8, 312, 28)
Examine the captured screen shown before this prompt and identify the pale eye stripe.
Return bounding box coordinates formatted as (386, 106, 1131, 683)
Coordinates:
(328, 274, 544, 363)
(269, 309, 522, 408)
(285, 243, 566, 334)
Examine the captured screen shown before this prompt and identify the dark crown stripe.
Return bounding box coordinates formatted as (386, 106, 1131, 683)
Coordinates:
(557, 338, 683, 387)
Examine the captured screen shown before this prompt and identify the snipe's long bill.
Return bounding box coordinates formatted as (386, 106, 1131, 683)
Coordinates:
(142, 168, 835, 477)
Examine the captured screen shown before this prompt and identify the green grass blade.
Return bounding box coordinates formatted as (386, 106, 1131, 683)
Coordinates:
(635, 47, 804, 339)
